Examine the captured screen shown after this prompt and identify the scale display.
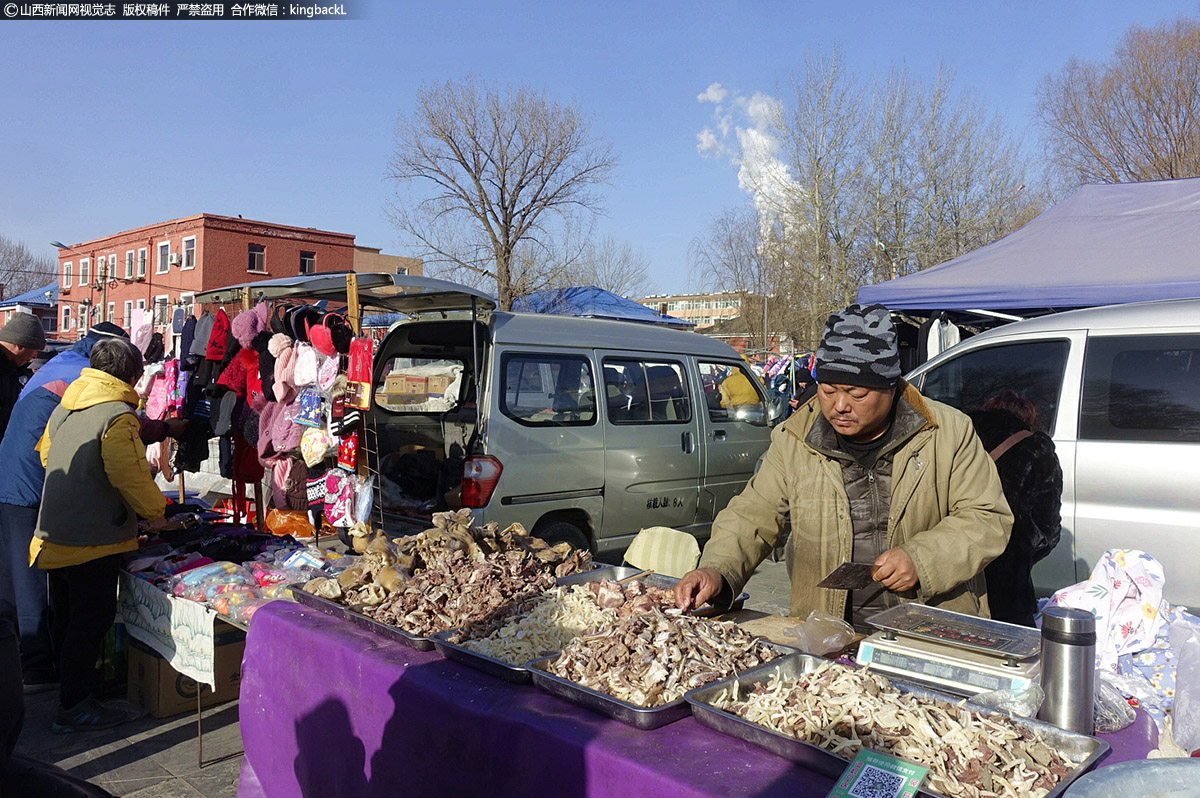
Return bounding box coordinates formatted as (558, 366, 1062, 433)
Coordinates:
(857, 637, 1038, 697)
(864, 603, 1041, 660)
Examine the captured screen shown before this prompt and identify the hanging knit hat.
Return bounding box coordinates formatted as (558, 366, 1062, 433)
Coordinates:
(814, 303, 901, 389)
(205, 308, 231, 361)
(231, 307, 266, 349)
(293, 343, 319, 387)
(271, 335, 298, 404)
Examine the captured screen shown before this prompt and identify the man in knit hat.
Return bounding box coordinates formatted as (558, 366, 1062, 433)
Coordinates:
(676, 303, 1012, 630)
(0, 312, 47, 437)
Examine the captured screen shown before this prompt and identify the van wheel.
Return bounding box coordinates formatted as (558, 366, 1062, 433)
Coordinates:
(533, 521, 590, 553)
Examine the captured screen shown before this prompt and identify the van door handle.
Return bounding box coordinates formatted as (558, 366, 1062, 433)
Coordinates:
(681, 431, 695, 454)
(713, 429, 727, 441)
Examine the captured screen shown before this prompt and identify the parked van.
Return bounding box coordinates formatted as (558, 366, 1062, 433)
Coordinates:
(199, 273, 777, 559)
(370, 286, 777, 559)
(904, 298, 1200, 609)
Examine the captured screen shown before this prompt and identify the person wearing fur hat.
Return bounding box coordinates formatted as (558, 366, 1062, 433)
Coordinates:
(676, 303, 1012, 631)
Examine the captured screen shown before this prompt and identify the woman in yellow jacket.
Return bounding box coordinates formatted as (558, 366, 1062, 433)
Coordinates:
(31, 338, 167, 733)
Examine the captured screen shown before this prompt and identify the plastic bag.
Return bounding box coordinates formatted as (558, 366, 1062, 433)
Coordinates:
(973, 682, 1045, 718)
(781, 610, 856, 656)
(1094, 671, 1137, 733)
(1169, 617, 1200, 753)
(265, 507, 314, 538)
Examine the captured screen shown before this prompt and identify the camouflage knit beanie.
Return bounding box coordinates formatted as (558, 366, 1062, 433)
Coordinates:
(814, 303, 900, 389)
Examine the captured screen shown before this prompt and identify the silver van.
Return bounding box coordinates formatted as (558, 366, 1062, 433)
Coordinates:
(366, 278, 776, 558)
(904, 298, 1200, 609)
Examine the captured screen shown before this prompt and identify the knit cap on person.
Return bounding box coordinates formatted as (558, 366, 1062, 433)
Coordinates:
(0, 312, 47, 350)
(85, 321, 129, 341)
(813, 303, 901, 389)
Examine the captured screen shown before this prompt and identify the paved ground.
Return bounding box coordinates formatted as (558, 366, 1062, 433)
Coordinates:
(14, 558, 793, 796)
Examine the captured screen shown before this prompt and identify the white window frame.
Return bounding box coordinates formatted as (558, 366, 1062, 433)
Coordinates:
(179, 291, 195, 318)
(125, 250, 134, 279)
(107, 254, 117, 281)
(106, 302, 115, 323)
(137, 247, 147, 278)
(136, 298, 146, 311)
(247, 243, 266, 274)
(63, 262, 72, 288)
(153, 294, 170, 325)
(182, 236, 197, 270)
(62, 305, 71, 331)
(123, 300, 133, 325)
(157, 241, 170, 274)
(80, 257, 91, 285)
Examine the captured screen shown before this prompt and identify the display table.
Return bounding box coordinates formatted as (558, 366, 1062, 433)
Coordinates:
(118, 570, 225, 688)
(237, 602, 1158, 798)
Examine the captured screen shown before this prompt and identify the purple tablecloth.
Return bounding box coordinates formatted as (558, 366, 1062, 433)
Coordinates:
(238, 602, 833, 798)
(237, 602, 1158, 798)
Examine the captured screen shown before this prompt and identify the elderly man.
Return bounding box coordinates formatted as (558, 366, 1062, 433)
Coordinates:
(32, 338, 167, 733)
(676, 304, 1012, 630)
(0, 312, 46, 436)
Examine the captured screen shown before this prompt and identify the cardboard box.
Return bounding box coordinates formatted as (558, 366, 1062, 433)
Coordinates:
(403, 375, 428, 393)
(383, 374, 407, 396)
(126, 626, 246, 718)
(426, 375, 454, 395)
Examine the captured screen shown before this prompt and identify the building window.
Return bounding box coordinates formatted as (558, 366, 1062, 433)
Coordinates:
(107, 254, 117, 281)
(157, 242, 170, 274)
(125, 251, 134, 278)
(106, 302, 115, 323)
(397, 266, 408, 276)
(80, 258, 90, 285)
(137, 248, 147, 277)
(63, 262, 72, 288)
(299, 251, 315, 275)
(154, 295, 170, 325)
(247, 244, 266, 273)
(123, 300, 133, 325)
(62, 306, 71, 331)
(182, 236, 197, 270)
(136, 298, 146, 311)
(42, 314, 57, 334)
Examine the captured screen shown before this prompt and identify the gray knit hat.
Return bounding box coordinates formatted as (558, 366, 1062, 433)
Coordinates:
(0, 312, 47, 351)
(814, 303, 900, 389)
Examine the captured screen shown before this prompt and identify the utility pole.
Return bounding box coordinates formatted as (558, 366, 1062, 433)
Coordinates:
(99, 255, 108, 324)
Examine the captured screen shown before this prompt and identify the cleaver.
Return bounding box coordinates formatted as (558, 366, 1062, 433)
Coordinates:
(816, 562, 878, 590)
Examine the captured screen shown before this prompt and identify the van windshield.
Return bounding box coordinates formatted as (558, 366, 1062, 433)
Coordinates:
(376, 356, 465, 413)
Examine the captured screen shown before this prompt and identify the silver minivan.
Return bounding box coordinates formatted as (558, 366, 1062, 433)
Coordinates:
(365, 278, 776, 559)
(905, 298, 1200, 609)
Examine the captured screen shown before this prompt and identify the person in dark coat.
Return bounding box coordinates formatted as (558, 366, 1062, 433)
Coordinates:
(970, 391, 1063, 627)
(0, 312, 46, 437)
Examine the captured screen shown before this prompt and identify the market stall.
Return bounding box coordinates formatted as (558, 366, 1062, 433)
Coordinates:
(236, 601, 1159, 798)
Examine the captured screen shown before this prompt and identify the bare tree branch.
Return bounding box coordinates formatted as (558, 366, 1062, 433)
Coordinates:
(387, 77, 617, 309)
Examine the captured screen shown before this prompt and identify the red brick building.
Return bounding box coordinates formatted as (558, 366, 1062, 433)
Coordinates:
(53, 213, 419, 341)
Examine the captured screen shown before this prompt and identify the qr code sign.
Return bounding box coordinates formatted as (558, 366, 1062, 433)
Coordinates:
(849, 764, 905, 798)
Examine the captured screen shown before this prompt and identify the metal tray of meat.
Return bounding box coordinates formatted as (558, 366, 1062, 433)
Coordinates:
(555, 566, 749, 617)
(291, 585, 437, 652)
(430, 628, 536, 684)
(527, 642, 795, 731)
(685, 655, 1111, 798)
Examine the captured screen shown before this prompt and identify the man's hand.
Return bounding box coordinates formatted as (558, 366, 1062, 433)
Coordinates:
(674, 568, 724, 611)
(163, 418, 189, 439)
(873, 548, 918, 592)
(140, 517, 171, 534)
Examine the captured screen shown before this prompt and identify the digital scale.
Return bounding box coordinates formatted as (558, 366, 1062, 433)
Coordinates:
(855, 604, 1041, 697)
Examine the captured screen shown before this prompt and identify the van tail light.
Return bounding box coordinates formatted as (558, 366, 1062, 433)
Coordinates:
(462, 456, 503, 508)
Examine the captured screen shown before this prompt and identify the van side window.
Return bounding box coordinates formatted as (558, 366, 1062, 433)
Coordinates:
(1081, 334, 1200, 442)
(500, 353, 595, 427)
(918, 340, 1069, 434)
(603, 359, 691, 424)
(698, 362, 768, 426)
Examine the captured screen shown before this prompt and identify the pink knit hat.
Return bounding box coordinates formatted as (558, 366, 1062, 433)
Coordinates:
(271, 336, 297, 405)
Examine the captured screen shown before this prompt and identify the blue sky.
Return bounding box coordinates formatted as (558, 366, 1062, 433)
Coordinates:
(2, 0, 1197, 294)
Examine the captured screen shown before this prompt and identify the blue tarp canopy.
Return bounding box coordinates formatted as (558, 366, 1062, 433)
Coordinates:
(857, 177, 1200, 314)
(0, 282, 57, 309)
(511, 286, 692, 326)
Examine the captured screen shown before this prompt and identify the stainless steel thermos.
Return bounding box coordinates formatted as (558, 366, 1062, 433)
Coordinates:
(1038, 606, 1097, 734)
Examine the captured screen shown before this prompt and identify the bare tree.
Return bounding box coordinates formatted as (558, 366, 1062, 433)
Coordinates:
(0, 234, 56, 300)
(1037, 16, 1200, 185)
(387, 77, 617, 309)
(556, 235, 650, 297)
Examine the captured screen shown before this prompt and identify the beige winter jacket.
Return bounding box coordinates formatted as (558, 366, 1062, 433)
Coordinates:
(700, 381, 1012, 619)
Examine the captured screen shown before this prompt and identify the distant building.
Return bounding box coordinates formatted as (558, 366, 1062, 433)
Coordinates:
(0, 282, 58, 337)
(636, 290, 745, 328)
(353, 245, 423, 276)
(53, 213, 420, 342)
